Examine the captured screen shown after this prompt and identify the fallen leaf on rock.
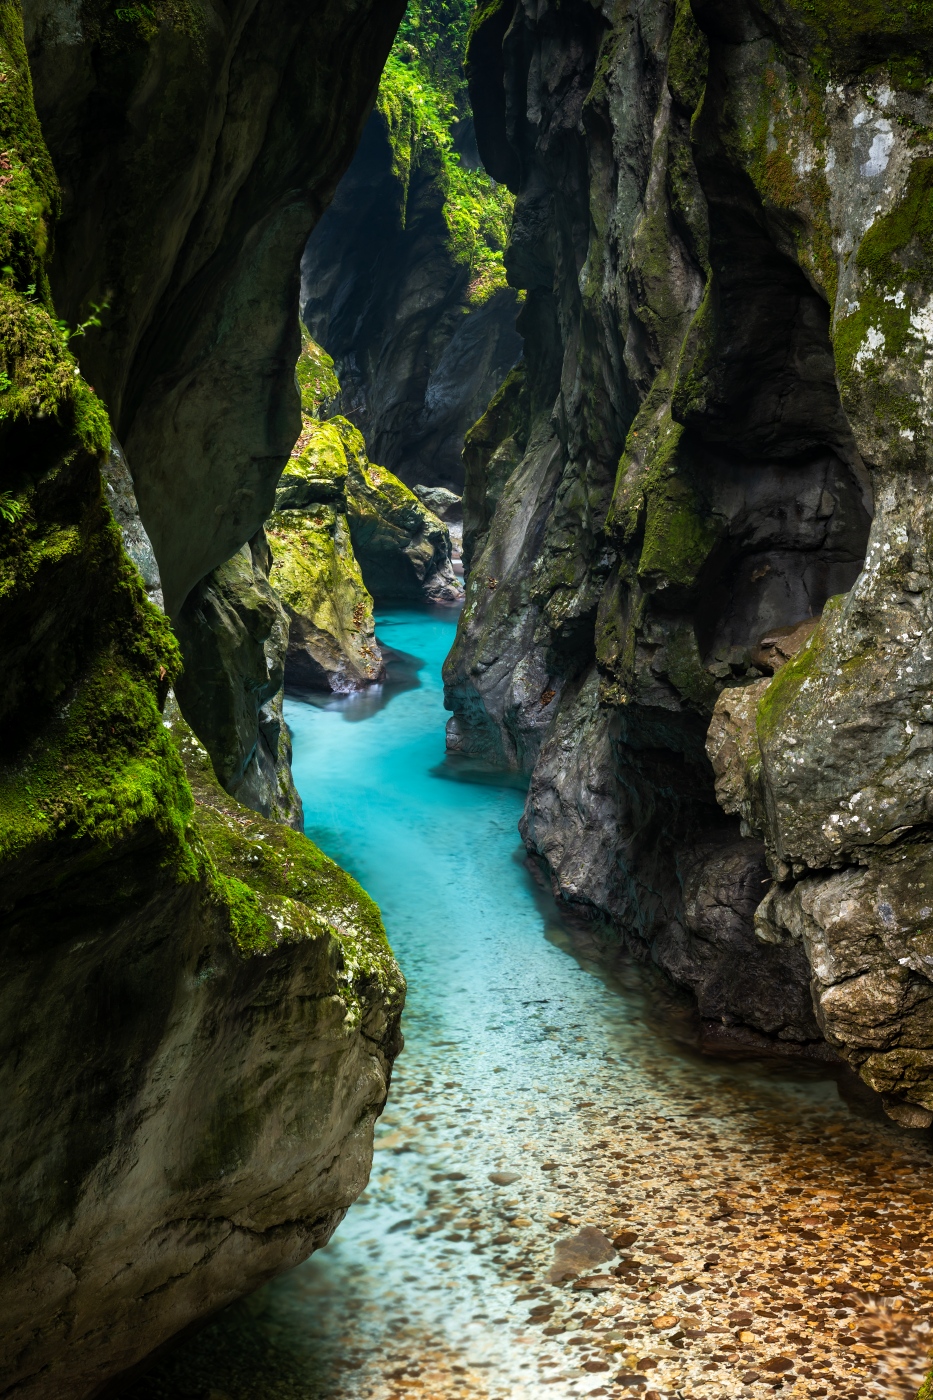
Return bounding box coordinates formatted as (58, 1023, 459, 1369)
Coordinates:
(546, 1227, 616, 1283)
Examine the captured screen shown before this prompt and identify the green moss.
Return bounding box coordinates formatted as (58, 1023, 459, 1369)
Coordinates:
(734, 58, 838, 307)
(755, 595, 850, 746)
(631, 203, 694, 361)
(174, 709, 400, 992)
(396, 0, 474, 101)
(832, 158, 933, 436)
(662, 624, 720, 712)
(0, 0, 201, 918)
(638, 473, 720, 589)
(671, 279, 715, 421)
(284, 416, 351, 501)
(267, 502, 382, 682)
(0, 507, 191, 875)
(857, 155, 933, 285)
(0, 0, 58, 267)
(607, 407, 721, 593)
(778, 0, 933, 79)
(377, 5, 514, 304)
(295, 325, 340, 419)
(467, 0, 510, 46)
(667, 0, 709, 115)
(79, 0, 206, 55)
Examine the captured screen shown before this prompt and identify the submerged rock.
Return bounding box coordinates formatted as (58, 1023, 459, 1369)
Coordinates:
(546, 1227, 616, 1284)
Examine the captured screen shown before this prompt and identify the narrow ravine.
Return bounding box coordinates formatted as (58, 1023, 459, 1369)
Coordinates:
(127, 608, 933, 1400)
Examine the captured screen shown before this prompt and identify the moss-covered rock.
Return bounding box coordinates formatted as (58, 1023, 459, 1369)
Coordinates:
(0, 1, 408, 1394)
(268, 495, 385, 694)
(0, 697, 404, 1400)
(301, 0, 521, 492)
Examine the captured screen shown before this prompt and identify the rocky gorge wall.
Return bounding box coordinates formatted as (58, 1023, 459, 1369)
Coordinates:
(22, 0, 416, 823)
(448, 0, 933, 1127)
(0, 1, 406, 1395)
(301, 0, 522, 493)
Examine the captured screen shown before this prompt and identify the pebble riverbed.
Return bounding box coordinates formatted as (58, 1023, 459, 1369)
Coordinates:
(123, 608, 933, 1400)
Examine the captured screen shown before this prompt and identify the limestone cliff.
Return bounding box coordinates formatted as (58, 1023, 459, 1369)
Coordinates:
(0, 1, 405, 1396)
(450, 0, 933, 1124)
(301, 0, 522, 492)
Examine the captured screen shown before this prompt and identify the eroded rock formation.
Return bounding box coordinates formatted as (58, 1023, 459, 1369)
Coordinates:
(0, 1, 405, 1395)
(301, 0, 522, 493)
(22, 0, 409, 817)
(268, 331, 462, 696)
(450, 0, 933, 1119)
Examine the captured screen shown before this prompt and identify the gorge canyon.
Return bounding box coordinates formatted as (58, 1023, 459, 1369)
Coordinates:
(2, 0, 933, 1397)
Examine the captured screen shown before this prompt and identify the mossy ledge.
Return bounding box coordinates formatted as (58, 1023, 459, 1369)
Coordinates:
(168, 698, 404, 1009)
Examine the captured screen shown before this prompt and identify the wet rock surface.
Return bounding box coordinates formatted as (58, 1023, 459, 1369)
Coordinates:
(445, 0, 933, 1116)
(117, 611, 933, 1400)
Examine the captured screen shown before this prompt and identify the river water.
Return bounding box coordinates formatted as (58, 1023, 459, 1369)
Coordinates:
(127, 606, 933, 1400)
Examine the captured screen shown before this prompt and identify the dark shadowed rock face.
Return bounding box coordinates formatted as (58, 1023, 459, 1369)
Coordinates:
(24, 0, 406, 617)
(449, 0, 933, 1113)
(0, 3, 405, 1396)
(21, 0, 407, 824)
(173, 531, 304, 827)
(301, 102, 522, 493)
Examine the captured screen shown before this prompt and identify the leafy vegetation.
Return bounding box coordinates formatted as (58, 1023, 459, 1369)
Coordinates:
(377, 0, 514, 304)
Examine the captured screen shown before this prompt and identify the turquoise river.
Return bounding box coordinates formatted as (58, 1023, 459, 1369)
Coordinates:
(126, 607, 933, 1400)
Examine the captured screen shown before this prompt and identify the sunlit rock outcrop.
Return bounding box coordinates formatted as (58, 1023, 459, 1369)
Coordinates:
(267, 331, 463, 698)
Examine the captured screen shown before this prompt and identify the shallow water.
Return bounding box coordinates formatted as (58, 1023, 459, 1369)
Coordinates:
(127, 606, 933, 1400)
